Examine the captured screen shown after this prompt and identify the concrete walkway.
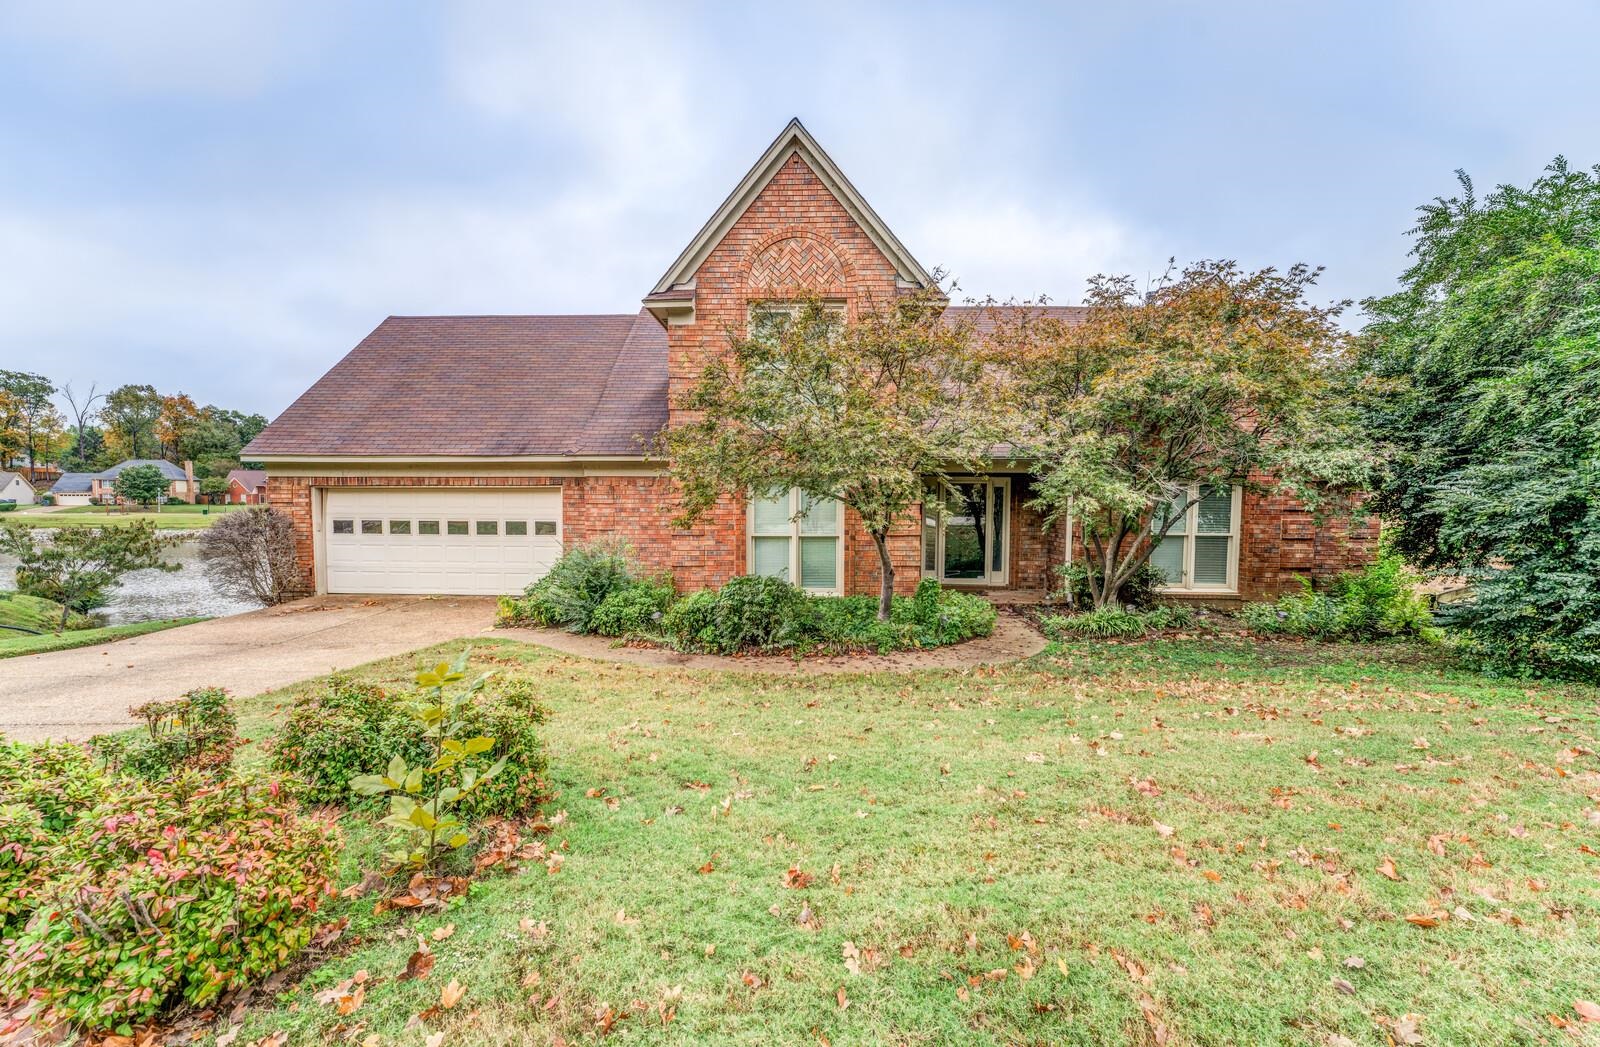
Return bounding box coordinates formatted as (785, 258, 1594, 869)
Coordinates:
(0, 596, 497, 743)
(495, 611, 1047, 674)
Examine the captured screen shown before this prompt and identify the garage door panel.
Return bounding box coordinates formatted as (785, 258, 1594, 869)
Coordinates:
(323, 488, 562, 596)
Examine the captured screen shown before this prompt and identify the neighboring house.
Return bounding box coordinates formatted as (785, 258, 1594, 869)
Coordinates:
(0, 471, 36, 506)
(50, 460, 199, 505)
(226, 469, 269, 504)
(246, 119, 1376, 601)
(48, 472, 95, 506)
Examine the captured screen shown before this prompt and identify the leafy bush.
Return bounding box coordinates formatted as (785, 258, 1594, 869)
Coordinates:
(501, 540, 643, 632)
(350, 650, 517, 869)
(1239, 549, 1431, 641)
(0, 772, 336, 1033)
(692, 575, 811, 653)
(589, 579, 675, 637)
(90, 687, 239, 780)
(662, 576, 997, 654)
(0, 501, 16, 513)
(659, 589, 717, 645)
(0, 742, 109, 936)
(0, 740, 107, 833)
(1040, 604, 1198, 640)
(198, 506, 301, 606)
(1057, 560, 1166, 610)
(272, 669, 547, 818)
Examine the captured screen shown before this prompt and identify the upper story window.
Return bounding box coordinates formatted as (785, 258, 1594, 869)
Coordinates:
(748, 487, 843, 594)
(1148, 484, 1240, 592)
(747, 301, 845, 344)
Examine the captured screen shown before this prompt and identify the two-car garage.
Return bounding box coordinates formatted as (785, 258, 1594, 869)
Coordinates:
(323, 488, 562, 596)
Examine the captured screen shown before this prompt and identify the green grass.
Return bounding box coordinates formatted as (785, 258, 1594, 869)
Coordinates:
(0, 592, 75, 633)
(209, 637, 1600, 1045)
(22, 504, 242, 529)
(0, 616, 203, 658)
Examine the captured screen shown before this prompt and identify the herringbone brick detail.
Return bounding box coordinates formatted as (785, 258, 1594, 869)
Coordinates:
(746, 235, 847, 295)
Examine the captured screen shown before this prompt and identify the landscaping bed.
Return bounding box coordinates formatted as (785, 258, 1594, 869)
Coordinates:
(496, 543, 998, 655)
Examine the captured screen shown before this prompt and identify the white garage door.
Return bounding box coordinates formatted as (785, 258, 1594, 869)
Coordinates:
(323, 488, 562, 595)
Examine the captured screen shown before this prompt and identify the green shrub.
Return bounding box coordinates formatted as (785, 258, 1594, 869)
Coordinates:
(1239, 549, 1432, 641)
(0, 771, 337, 1033)
(350, 650, 519, 869)
(505, 540, 643, 632)
(1057, 560, 1166, 610)
(0, 739, 107, 833)
(661, 576, 997, 654)
(0, 742, 108, 936)
(90, 687, 239, 781)
(698, 575, 810, 652)
(0, 501, 16, 513)
(589, 579, 675, 637)
(1040, 604, 1197, 640)
(659, 589, 718, 646)
(271, 670, 547, 818)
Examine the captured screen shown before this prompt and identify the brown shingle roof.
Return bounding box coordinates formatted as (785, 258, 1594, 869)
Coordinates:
(244, 311, 668, 457)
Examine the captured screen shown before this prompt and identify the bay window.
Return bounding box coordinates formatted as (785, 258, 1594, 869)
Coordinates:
(749, 488, 843, 594)
(1148, 484, 1240, 591)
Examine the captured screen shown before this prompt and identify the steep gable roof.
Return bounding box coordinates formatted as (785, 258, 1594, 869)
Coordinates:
(648, 119, 933, 298)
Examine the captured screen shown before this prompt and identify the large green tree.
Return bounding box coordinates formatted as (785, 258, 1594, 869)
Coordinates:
(113, 463, 169, 508)
(1356, 159, 1600, 680)
(664, 287, 998, 619)
(993, 261, 1366, 608)
(0, 370, 57, 470)
(101, 384, 162, 460)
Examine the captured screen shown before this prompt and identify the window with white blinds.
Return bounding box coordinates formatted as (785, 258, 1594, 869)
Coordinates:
(749, 488, 844, 594)
(1149, 484, 1240, 591)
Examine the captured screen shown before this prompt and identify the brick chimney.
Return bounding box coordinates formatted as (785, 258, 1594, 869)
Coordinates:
(183, 460, 195, 498)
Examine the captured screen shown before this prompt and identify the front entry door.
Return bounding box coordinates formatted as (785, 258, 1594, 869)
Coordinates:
(923, 478, 1009, 586)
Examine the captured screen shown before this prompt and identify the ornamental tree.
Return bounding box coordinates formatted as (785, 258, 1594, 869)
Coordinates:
(991, 260, 1365, 609)
(1355, 159, 1600, 680)
(114, 463, 168, 508)
(663, 285, 999, 620)
(0, 521, 175, 629)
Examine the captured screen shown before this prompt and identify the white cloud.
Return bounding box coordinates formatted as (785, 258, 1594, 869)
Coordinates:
(909, 195, 1155, 305)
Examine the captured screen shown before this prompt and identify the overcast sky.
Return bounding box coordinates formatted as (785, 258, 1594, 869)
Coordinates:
(2, 0, 1597, 418)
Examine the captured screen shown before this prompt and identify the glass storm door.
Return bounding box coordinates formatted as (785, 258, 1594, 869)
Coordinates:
(923, 479, 1009, 585)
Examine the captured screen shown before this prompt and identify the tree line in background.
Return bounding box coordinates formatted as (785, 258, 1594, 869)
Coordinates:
(669, 158, 1598, 681)
(0, 375, 266, 491)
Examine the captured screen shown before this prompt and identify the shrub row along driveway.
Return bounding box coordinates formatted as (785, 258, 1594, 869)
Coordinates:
(0, 596, 497, 742)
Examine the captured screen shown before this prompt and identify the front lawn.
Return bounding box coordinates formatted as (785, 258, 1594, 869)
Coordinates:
(0, 617, 204, 659)
(217, 638, 1600, 1044)
(25, 505, 242, 529)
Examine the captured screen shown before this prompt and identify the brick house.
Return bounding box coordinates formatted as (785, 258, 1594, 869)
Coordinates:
(245, 120, 1375, 602)
(225, 469, 269, 504)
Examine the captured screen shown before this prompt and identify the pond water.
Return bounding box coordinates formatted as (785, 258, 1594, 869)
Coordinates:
(0, 534, 262, 625)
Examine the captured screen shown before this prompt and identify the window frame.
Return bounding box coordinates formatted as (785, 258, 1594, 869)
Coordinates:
(920, 477, 1010, 588)
(1150, 483, 1242, 594)
(746, 487, 845, 595)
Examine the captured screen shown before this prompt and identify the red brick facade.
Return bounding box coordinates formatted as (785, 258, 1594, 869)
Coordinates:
(260, 124, 1376, 603)
(661, 148, 920, 595)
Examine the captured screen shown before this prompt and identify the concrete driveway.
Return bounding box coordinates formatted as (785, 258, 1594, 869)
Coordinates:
(0, 596, 497, 743)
